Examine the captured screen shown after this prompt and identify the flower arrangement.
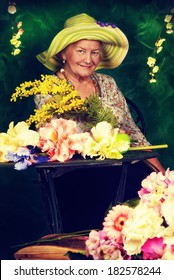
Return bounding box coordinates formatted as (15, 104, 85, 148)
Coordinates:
(0, 119, 131, 170)
(85, 168, 174, 260)
(10, 74, 117, 129)
(19, 168, 174, 260)
(7, 76, 171, 260)
(3, 74, 167, 169)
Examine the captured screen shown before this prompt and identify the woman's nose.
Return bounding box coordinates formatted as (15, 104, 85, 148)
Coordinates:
(84, 53, 92, 64)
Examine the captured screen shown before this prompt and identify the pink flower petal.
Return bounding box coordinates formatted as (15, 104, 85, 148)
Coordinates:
(141, 237, 166, 260)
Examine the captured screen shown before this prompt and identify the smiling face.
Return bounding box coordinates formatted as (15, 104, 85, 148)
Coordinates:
(62, 39, 102, 79)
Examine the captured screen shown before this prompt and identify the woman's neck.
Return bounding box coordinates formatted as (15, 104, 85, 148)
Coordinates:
(58, 68, 99, 98)
(61, 68, 91, 83)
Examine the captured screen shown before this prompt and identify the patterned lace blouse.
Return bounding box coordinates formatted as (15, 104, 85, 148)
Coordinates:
(34, 72, 150, 147)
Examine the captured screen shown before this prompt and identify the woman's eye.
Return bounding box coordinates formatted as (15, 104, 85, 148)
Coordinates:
(77, 49, 85, 54)
(92, 51, 99, 56)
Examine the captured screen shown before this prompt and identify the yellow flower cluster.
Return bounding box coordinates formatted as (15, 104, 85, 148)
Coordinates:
(27, 93, 87, 128)
(11, 74, 87, 128)
(147, 9, 174, 83)
(11, 74, 73, 101)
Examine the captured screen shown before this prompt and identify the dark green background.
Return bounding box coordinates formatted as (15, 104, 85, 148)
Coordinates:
(0, 0, 174, 259)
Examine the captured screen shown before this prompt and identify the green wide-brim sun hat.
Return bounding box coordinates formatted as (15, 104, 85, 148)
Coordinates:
(36, 13, 129, 71)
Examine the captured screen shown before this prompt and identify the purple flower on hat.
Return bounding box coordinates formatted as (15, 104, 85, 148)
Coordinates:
(96, 20, 116, 28)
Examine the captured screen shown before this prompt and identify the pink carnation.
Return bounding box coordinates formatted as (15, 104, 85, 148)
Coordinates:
(38, 118, 90, 162)
(138, 169, 174, 211)
(85, 229, 124, 260)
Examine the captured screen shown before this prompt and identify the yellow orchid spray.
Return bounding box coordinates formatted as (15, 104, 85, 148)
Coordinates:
(8, 3, 24, 56)
(147, 8, 174, 83)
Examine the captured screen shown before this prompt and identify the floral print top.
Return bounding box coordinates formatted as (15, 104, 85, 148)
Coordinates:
(34, 72, 150, 147)
(95, 73, 150, 146)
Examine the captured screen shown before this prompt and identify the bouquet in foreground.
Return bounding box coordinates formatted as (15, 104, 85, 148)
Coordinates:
(15, 168, 174, 260)
(85, 168, 174, 260)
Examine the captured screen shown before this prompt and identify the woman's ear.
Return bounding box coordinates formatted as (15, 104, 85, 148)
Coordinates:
(61, 51, 66, 61)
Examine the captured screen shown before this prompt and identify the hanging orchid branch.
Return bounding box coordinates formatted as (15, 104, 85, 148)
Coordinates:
(8, 2, 24, 56)
(147, 8, 174, 83)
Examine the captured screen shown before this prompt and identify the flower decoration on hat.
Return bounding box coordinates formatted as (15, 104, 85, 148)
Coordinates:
(96, 21, 117, 28)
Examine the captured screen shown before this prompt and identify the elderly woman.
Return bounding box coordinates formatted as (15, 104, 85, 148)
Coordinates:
(36, 13, 165, 232)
